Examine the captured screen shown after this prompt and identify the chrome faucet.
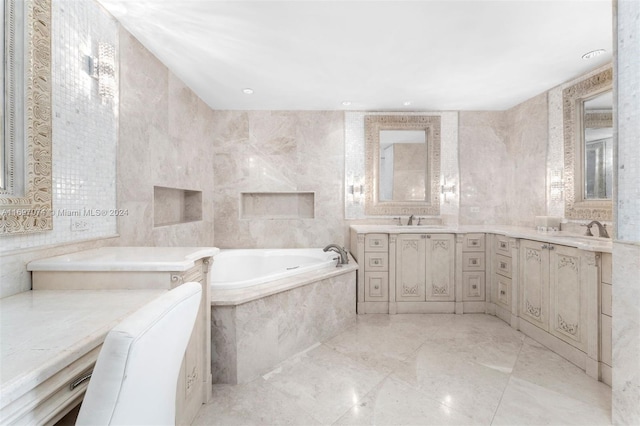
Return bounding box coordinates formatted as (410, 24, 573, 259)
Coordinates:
(323, 244, 349, 266)
(583, 220, 610, 238)
(407, 214, 415, 226)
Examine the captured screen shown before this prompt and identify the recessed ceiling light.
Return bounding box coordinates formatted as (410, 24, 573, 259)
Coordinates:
(581, 49, 606, 60)
(242, 88, 254, 95)
(341, 101, 352, 106)
(403, 101, 412, 106)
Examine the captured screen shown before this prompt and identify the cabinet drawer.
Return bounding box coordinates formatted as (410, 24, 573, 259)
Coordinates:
(463, 233, 485, 252)
(494, 274, 511, 310)
(364, 252, 388, 271)
(365, 234, 388, 252)
(462, 253, 485, 271)
(495, 254, 512, 278)
(601, 313, 612, 367)
(2, 346, 100, 425)
(495, 236, 511, 257)
(462, 272, 485, 301)
(602, 283, 612, 317)
(364, 272, 389, 301)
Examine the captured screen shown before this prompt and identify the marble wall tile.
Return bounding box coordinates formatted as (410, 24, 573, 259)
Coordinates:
(117, 32, 216, 247)
(458, 111, 510, 225)
(505, 92, 549, 227)
(612, 1, 640, 423)
(212, 111, 345, 249)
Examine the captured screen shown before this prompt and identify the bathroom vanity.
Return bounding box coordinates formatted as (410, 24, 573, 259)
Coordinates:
(350, 225, 612, 385)
(6, 247, 220, 426)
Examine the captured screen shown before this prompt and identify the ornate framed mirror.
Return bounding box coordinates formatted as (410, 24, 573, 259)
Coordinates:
(0, 0, 52, 235)
(562, 68, 612, 221)
(364, 115, 440, 216)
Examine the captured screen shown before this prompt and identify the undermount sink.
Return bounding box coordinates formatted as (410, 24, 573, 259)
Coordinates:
(553, 234, 611, 243)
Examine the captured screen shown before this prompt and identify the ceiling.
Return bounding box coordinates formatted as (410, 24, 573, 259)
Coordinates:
(96, 0, 612, 111)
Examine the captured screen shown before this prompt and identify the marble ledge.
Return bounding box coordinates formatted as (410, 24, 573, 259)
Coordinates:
(26, 246, 220, 272)
(350, 224, 613, 253)
(0, 289, 166, 409)
(211, 255, 358, 306)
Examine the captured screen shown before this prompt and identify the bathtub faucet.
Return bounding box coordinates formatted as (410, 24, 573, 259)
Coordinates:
(323, 244, 349, 266)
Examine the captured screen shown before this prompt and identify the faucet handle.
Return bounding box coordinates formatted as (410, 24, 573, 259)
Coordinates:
(393, 217, 403, 226)
(581, 224, 593, 236)
(417, 217, 424, 226)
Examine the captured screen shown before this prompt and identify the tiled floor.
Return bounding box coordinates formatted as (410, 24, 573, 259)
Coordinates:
(193, 314, 612, 426)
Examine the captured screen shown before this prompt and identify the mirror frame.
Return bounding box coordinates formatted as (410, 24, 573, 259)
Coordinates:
(562, 67, 612, 221)
(0, 0, 52, 235)
(364, 115, 441, 216)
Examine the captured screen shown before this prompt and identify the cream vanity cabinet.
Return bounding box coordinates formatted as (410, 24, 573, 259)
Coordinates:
(394, 234, 455, 303)
(519, 240, 591, 352)
(27, 247, 218, 426)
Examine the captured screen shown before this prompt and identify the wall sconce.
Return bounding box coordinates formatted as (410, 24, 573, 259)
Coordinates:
(348, 180, 364, 203)
(85, 42, 116, 101)
(550, 169, 564, 201)
(440, 179, 456, 203)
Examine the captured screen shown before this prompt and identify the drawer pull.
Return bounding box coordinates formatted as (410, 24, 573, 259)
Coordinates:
(70, 371, 93, 390)
(500, 290, 506, 295)
(427, 235, 431, 239)
(421, 235, 427, 239)
(472, 285, 477, 289)
(374, 241, 380, 245)
(471, 241, 478, 246)
(374, 285, 379, 290)
(500, 242, 507, 249)
(500, 262, 507, 269)
(471, 259, 477, 265)
(548, 245, 555, 251)
(374, 260, 380, 265)
(541, 244, 548, 249)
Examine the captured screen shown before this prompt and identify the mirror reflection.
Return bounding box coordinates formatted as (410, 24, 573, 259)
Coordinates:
(379, 130, 428, 202)
(583, 91, 613, 200)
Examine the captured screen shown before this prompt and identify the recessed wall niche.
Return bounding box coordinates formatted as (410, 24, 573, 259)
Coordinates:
(240, 192, 315, 219)
(153, 186, 203, 227)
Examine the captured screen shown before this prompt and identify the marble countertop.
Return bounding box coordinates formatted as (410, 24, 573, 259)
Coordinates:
(27, 246, 220, 272)
(0, 289, 166, 409)
(349, 224, 613, 253)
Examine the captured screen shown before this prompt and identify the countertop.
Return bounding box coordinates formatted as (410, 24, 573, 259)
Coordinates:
(349, 224, 613, 253)
(26, 247, 220, 272)
(0, 289, 166, 409)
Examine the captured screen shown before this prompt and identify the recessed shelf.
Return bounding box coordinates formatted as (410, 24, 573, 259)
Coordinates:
(240, 192, 315, 219)
(153, 186, 203, 227)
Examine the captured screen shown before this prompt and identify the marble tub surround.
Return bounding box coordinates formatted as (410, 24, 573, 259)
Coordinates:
(212, 110, 345, 248)
(193, 314, 611, 426)
(0, 289, 165, 425)
(211, 266, 356, 385)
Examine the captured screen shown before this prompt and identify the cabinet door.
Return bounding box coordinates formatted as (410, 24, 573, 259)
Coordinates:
(425, 234, 455, 301)
(519, 240, 550, 331)
(549, 245, 587, 350)
(395, 234, 426, 301)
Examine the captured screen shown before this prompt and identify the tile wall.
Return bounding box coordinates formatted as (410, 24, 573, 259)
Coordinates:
(1, 0, 119, 253)
(211, 111, 344, 249)
(612, 0, 640, 423)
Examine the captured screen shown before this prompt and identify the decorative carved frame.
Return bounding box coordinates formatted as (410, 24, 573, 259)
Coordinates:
(0, 0, 52, 235)
(364, 115, 441, 216)
(562, 68, 612, 221)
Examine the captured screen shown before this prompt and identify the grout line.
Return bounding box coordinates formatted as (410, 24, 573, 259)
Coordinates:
(489, 334, 526, 425)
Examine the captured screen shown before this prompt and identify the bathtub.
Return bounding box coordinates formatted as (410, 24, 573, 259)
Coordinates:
(209, 248, 357, 384)
(210, 248, 339, 290)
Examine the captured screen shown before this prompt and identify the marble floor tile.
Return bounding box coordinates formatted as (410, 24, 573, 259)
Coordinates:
(191, 379, 320, 426)
(262, 344, 388, 424)
(334, 375, 479, 426)
(195, 314, 612, 426)
(492, 376, 612, 425)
